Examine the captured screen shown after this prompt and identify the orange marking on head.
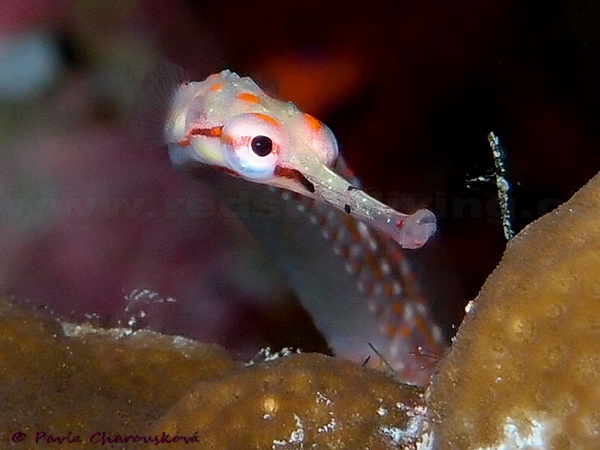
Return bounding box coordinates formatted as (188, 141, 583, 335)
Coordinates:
(210, 83, 223, 91)
(304, 113, 322, 132)
(187, 126, 223, 139)
(252, 113, 280, 128)
(237, 92, 261, 103)
(221, 134, 234, 145)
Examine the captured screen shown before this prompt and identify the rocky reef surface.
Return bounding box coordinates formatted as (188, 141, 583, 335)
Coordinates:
(2, 171, 600, 449)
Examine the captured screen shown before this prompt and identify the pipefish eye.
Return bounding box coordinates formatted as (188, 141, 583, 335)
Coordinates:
(221, 113, 282, 180)
(251, 135, 273, 156)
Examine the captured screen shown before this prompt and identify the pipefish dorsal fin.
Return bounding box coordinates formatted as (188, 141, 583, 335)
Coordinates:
(130, 62, 187, 151)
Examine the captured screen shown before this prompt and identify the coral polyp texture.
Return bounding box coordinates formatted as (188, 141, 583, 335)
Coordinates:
(0, 298, 239, 446)
(428, 171, 600, 449)
(0, 298, 426, 449)
(154, 353, 426, 449)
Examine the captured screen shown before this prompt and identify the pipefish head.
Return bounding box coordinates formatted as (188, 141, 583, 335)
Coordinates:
(164, 69, 436, 249)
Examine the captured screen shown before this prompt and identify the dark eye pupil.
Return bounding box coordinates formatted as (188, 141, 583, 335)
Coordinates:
(250, 135, 273, 156)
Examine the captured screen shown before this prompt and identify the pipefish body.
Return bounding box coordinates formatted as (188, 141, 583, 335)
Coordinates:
(139, 65, 444, 385)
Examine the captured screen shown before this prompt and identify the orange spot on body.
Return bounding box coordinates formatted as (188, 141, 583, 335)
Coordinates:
(304, 113, 322, 132)
(349, 227, 363, 243)
(252, 113, 281, 128)
(330, 227, 340, 242)
(386, 325, 397, 339)
(365, 254, 383, 279)
(237, 92, 261, 103)
(384, 283, 394, 298)
(414, 316, 437, 350)
(210, 83, 223, 91)
(391, 301, 403, 316)
(390, 249, 405, 263)
(339, 244, 350, 259)
(400, 324, 412, 338)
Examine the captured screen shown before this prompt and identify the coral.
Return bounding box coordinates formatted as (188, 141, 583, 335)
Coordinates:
(154, 353, 426, 449)
(428, 172, 600, 449)
(0, 298, 426, 449)
(0, 298, 239, 446)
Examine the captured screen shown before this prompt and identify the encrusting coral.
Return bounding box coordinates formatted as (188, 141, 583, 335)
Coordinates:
(0, 298, 239, 447)
(428, 171, 600, 449)
(154, 353, 426, 449)
(0, 298, 425, 449)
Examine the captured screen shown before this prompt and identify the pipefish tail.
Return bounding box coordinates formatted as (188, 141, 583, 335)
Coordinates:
(136, 65, 444, 385)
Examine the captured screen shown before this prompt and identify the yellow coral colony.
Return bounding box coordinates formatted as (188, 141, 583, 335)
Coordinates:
(429, 171, 600, 449)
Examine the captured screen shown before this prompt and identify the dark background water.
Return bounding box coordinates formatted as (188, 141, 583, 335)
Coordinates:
(0, 0, 598, 359)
